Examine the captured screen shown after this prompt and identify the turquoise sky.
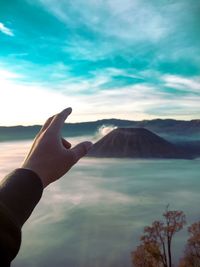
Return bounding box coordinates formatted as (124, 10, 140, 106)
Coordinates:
(0, 0, 200, 125)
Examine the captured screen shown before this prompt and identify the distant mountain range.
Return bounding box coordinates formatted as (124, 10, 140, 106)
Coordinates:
(0, 118, 200, 142)
(87, 128, 194, 159)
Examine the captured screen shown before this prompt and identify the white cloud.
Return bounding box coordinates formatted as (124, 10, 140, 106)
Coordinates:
(1, 67, 200, 126)
(0, 69, 20, 79)
(0, 69, 80, 126)
(37, 0, 168, 43)
(0, 22, 14, 36)
(163, 75, 200, 92)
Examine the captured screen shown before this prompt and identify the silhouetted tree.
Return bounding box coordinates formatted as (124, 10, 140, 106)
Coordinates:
(131, 208, 186, 267)
(179, 221, 200, 267)
(131, 243, 162, 267)
(163, 209, 186, 267)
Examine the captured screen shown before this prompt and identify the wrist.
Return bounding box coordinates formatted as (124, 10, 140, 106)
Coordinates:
(20, 166, 45, 188)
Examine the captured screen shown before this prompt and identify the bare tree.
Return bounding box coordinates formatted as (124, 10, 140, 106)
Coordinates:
(132, 208, 186, 267)
(163, 208, 186, 267)
(131, 243, 162, 267)
(179, 221, 200, 267)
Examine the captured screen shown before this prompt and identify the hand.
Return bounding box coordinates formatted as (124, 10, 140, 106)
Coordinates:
(21, 108, 92, 188)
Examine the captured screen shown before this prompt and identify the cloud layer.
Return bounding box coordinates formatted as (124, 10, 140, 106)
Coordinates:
(0, 0, 199, 125)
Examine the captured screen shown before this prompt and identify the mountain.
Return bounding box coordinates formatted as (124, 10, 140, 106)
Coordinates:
(87, 128, 194, 159)
(0, 118, 200, 142)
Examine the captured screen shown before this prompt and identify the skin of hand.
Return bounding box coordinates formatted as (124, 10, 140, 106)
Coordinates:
(21, 107, 93, 188)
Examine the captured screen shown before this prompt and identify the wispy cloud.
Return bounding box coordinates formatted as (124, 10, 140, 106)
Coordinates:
(58, 79, 200, 121)
(0, 22, 14, 36)
(1, 63, 200, 126)
(163, 75, 200, 92)
(37, 0, 169, 43)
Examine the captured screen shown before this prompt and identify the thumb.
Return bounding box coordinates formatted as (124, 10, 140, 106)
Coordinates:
(71, 141, 93, 163)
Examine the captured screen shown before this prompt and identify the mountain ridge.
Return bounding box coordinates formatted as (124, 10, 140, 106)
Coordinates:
(1, 118, 200, 128)
(0, 118, 200, 142)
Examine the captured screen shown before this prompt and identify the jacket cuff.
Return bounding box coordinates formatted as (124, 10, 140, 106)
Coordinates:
(0, 168, 43, 226)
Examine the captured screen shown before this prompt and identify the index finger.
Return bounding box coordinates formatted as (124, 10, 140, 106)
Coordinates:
(38, 115, 55, 136)
(47, 107, 72, 134)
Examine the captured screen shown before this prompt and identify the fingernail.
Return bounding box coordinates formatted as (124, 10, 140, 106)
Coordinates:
(64, 107, 72, 114)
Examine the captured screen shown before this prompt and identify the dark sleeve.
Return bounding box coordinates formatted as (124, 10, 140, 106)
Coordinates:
(0, 169, 43, 266)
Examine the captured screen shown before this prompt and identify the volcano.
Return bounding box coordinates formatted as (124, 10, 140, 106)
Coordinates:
(88, 128, 193, 159)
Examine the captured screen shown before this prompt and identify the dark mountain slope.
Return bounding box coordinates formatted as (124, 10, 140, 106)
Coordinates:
(87, 128, 194, 159)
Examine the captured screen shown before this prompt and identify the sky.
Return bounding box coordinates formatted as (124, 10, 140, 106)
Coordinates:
(0, 0, 200, 126)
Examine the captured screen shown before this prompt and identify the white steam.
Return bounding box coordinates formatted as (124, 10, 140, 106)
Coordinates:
(96, 125, 118, 138)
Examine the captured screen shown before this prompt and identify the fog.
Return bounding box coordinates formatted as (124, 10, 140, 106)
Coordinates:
(0, 138, 200, 267)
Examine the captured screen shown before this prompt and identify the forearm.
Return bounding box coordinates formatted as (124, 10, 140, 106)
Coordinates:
(0, 169, 43, 265)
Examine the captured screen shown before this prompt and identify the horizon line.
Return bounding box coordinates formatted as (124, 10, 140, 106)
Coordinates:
(0, 117, 200, 128)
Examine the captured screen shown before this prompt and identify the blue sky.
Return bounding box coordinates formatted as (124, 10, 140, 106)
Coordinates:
(0, 0, 200, 125)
